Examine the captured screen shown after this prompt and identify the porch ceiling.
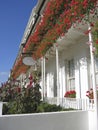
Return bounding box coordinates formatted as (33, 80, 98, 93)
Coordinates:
(57, 23, 88, 51)
(45, 23, 88, 60)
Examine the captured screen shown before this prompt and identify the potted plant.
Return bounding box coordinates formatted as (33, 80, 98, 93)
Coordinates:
(86, 88, 94, 104)
(64, 90, 76, 98)
(86, 88, 94, 99)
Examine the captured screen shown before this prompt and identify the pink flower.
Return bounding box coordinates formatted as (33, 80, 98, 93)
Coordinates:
(96, 40, 98, 44)
(84, 29, 91, 35)
(92, 47, 96, 53)
(90, 23, 94, 27)
(86, 88, 94, 99)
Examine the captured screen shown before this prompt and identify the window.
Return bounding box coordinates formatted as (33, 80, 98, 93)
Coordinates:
(67, 59, 75, 90)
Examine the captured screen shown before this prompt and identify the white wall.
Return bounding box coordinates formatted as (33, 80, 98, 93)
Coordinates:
(0, 102, 3, 115)
(0, 111, 89, 130)
(88, 110, 97, 130)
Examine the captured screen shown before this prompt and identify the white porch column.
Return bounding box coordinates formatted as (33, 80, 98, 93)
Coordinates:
(74, 59, 81, 98)
(55, 45, 60, 105)
(88, 25, 98, 130)
(43, 57, 46, 98)
(41, 57, 44, 100)
(78, 57, 88, 98)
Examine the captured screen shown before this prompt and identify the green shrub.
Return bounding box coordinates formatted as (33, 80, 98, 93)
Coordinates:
(2, 83, 75, 114)
(3, 84, 41, 114)
(37, 102, 64, 112)
(3, 104, 9, 115)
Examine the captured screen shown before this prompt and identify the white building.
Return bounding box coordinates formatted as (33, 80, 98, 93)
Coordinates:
(11, 0, 98, 107)
(0, 0, 98, 130)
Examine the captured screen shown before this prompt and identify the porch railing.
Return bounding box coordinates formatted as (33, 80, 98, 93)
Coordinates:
(45, 97, 94, 110)
(0, 98, 94, 116)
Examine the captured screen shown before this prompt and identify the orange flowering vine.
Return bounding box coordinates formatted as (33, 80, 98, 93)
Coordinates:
(12, 0, 98, 78)
(24, 0, 98, 58)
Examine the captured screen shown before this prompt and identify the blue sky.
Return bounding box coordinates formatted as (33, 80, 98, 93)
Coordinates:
(0, 0, 38, 84)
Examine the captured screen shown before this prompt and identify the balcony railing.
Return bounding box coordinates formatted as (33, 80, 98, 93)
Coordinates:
(45, 97, 94, 110)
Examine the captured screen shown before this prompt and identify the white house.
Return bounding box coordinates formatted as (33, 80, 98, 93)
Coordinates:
(0, 0, 98, 130)
(10, 0, 98, 107)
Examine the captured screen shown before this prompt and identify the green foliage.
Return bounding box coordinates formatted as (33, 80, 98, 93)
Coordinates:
(2, 104, 9, 115)
(2, 81, 74, 114)
(3, 101, 75, 114)
(37, 102, 64, 112)
(3, 83, 41, 114)
(92, 21, 98, 56)
(37, 102, 75, 113)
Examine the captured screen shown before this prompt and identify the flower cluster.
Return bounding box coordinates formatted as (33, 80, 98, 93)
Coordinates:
(12, 56, 30, 79)
(24, 0, 98, 59)
(92, 21, 98, 55)
(64, 90, 76, 98)
(0, 77, 41, 102)
(0, 80, 21, 102)
(86, 88, 94, 99)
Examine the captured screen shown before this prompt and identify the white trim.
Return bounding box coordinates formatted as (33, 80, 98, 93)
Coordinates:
(56, 45, 60, 105)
